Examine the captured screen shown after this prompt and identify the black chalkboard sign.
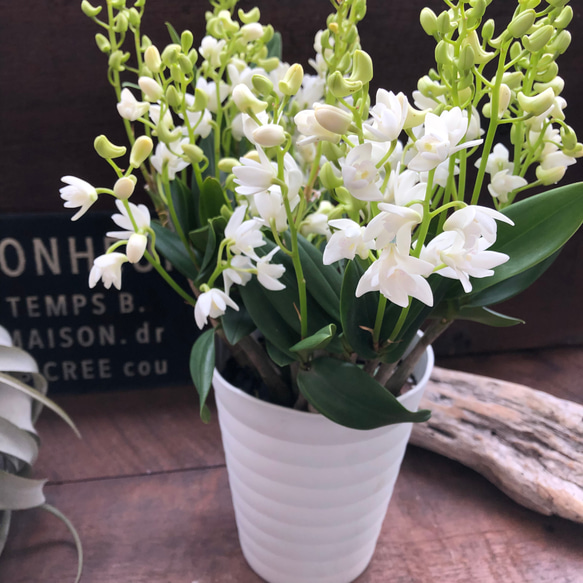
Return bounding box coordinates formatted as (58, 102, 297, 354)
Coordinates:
(0, 213, 198, 393)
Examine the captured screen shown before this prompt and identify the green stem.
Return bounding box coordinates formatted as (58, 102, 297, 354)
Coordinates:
(144, 250, 196, 305)
(372, 293, 387, 347)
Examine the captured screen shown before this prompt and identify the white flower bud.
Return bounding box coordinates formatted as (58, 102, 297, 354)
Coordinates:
(113, 176, 136, 199)
(126, 233, 148, 263)
(241, 23, 264, 42)
(130, 136, 154, 168)
(313, 103, 353, 135)
(144, 45, 162, 73)
(251, 124, 286, 147)
(138, 76, 164, 101)
(497, 83, 512, 116)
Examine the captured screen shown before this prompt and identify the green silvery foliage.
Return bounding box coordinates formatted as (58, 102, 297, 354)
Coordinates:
(0, 326, 82, 582)
(64, 0, 583, 430)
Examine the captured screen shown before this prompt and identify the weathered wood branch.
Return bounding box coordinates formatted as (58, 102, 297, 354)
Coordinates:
(410, 366, 583, 523)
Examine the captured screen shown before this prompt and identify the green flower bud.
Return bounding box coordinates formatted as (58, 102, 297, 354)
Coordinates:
(462, 30, 495, 65)
(554, 6, 573, 29)
(344, 25, 359, 46)
(420, 7, 438, 36)
(321, 141, 346, 162)
(113, 176, 137, 200)
(349, 50, 373, 84)
(547, 0, 569, 7)
(536, 164, 566, 185)
(134, 0, 145, 7)
(178, 54, 194, 75)
(108, 50, 130, 72)
(319, 162, 343, 190)
(337, 53, 352, 75)
(458, 86, 473, 105)
(333, 186, 352, 206)
(217, 157, 240, 173)
(502, 71, 524, 90)
(482, 19, 495, 43)
(161, 44, 181, 66)
(559, 125, 577, 151)
(127, 8, 140, 28)
(508, 9, 536, 38)
(113, 12, 129, 33)
(279, 63, 304, 96)
(94, 135, 127, 159)
(562, 143, 583, 159)
(465, 7, 483, 30)
(482, 102, 492, 119)
(517, 87, 555, 116)
(354, 0, 367, 20)
(523, 24, 555, 53)
(535, 61, 558, 83)
(138, 77, 164, 101)
(534, 76, 564, 95)
(141, 35, 152, 51)
(327, 71, 362, 98)
(182, 144, 206, 165)
(548, 29, 571, 54)
(252, 74, 274, 96)
(232, 84, 268, 113)
(257, 57, 280, 73)
(156, 118, 181, 145)
(187, 48, 198, 67)
(165, 85, 181, 108)
(435, 40, 453, 66)
(238, 7, 261, 24)
(81, 0, 102, 18)
(189, 88, 208, 112)
(181, 30, 194, 53)
(95, 33, 111, 53)
(144, 45, 162, 73)
(130, 136, 154, 168)
(459, 44, 475, 71)
(218, 9, 239, 34)
(436, 11, 451, 37)
(261, 24, 274, 44)
(403, 103, 429, 129)
(206, 18, 222, 39)
(111, 0, 125, 9)
(170, 63, 185, 85)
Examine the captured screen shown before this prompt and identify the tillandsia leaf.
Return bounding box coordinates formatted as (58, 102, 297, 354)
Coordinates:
(290, 324, 337, 357)
(171, 178, 198, 234)
(453, 183, 583, 299)
(297, 357, 431, 430)
(438, 306, 524, 327)
(221, 301, 256, 346)
(199, 177, 225, 225)
(0, 417, 39, 466)
(266, 31, 282, 60)
(0, 471, 46, 511)
(152, 221, 200, 281)
(340, 258, 380, 359)
(41, 504, 84, 583)
(463, 251, 560, 308)
(0, 510, 11, 557)
(189, 329, 216, 420)
(0, 373, 80, 438)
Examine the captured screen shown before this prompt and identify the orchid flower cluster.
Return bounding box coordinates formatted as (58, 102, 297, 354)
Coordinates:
(60, 0, 583, 429)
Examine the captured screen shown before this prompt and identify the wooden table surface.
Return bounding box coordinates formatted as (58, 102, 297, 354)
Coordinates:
(1, 347, 582, 583)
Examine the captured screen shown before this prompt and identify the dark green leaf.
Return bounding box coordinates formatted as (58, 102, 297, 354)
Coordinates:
(290, 324, 337, 355)
(199, 134, 216, 179)
(463, 251, 560, 307)
(339, 258, 379, 359)
(152, 221, 199, 281)
(171, 178, 197, 234)
(297, 357, 431, 429)
(189, 329, 216, 417)
(266, 31, 282, 59)
(450, 306, 524, 327)
(199, 177, 226, 225)
(266, 341, 296, 366)
(221, 301, 256, 346)
(165, 22, 181, 45)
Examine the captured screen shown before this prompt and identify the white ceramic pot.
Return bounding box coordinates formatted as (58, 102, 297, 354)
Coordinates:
(213, 344, 434, 583)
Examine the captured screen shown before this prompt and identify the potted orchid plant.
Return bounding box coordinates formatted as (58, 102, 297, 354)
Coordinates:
(60, 0, 582, 580)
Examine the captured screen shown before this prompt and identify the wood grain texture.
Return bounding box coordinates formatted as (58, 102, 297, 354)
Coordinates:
(411, 366, 583, 522)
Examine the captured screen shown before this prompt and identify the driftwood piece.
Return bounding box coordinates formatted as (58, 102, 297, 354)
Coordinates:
(410, 366, 583, 523)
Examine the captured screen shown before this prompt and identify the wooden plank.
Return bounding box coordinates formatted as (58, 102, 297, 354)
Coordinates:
(1, 449, 582, 583)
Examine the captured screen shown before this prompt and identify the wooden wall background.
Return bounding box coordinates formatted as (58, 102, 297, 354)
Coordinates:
(0, 0, 581, 356)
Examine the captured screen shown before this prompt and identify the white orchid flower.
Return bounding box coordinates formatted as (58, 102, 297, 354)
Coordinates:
(199, 36, 226, 69)
(341, 142, 384, 202)
(356, 245, 434, 308)
(224, 205, 265, 257)
(194, 288, 239, 330)
(443, 205, 514, 248)
(421, 231, 510, 293)
(150, 140, 190, 180)
(365, 89, 409, 142)
(180, 98, 213, 139)
(364, 203, 423, 254)
(195, 78, 230, 113)
(107, 199, 151, 238)
(294, 109, 341, 146)
(488, 170, 528, 203)
(223, 255, 254, 296)
(116, 88, 149, 121)
(254, 188, 289, 232)
(323, 219, 373, 265)
(475, 143, 514, 176)
(89, 253, 128, 290)
(408, 107, 483, 172)
(255, 248, 286, 291)
(60, 176, 99, 221)
(233, 147, 277, 196)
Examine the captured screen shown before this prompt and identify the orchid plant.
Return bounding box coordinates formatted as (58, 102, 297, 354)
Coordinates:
(61, 0, 583, 429)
